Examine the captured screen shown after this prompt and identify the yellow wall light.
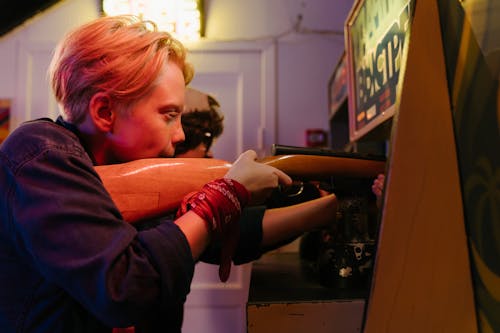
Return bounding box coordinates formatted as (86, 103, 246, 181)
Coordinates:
(102, 0, 204, 41)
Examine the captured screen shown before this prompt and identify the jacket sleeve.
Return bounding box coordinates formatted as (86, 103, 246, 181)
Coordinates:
(9, 146, 194, 327)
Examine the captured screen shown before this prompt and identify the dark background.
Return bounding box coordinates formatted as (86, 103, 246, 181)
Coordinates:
(0, 1, 61, 37)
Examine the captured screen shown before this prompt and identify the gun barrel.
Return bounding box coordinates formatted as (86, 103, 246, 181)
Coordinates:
(261, 154, 386, 180)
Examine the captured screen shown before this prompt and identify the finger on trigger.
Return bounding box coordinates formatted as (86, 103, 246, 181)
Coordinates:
(274, 169, 292, 186)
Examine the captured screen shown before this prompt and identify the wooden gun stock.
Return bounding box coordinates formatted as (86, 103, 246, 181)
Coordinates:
(96, 155, 385, 223)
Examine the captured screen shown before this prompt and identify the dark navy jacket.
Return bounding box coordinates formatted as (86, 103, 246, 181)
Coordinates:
(0, 118, 264, 333)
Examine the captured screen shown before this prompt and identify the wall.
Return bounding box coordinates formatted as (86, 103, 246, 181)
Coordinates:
(204, 0, 353, 146)
(0, 0, 353, 147)
(0, 0, 100, 128)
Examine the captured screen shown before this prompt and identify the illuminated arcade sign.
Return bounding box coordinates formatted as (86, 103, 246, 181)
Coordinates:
(346, 0, 414, 141)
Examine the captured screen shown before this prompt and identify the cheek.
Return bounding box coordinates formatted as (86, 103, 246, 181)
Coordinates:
(112, 120, 141, 146)
(145, 122, 170, 147)
(118, 118, 164, 149)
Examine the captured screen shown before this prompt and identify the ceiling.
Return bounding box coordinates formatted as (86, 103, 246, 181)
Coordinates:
(0, 0, 61, 37)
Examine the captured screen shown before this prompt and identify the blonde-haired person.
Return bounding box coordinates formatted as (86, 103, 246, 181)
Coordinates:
(0, 16, 292, 333)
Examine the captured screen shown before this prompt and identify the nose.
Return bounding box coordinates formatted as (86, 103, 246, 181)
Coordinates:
(173, 124, 185, 144)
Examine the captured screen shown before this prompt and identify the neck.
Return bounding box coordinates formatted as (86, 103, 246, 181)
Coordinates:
(80, 131, 110, 165)
(75, 121, 110, 166)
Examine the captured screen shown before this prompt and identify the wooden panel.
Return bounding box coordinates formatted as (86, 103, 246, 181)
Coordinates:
(180, 41, 277, 333)
(247, 253, 366, 333)
(438, 1, 500, 331)
(184, 40, 276, 160)
(362, 0, 477, 331)
(248, 301, 364, 333)
(183, 262, 252, 333)
(15, 42, 59, 128)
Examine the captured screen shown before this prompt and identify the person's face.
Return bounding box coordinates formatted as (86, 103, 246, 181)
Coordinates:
(107, 61, 186, 163)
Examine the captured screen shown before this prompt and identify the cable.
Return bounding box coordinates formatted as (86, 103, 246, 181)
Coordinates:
(198, 13, 344, 43)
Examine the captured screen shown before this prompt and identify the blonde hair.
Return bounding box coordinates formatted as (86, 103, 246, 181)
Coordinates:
(48, 15, 194, 124)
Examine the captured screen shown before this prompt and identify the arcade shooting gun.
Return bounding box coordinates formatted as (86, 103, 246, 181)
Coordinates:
(96, 148, 386, 223)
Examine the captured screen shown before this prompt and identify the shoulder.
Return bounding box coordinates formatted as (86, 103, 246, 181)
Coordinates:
(6, 118, 78, 145)
(1, 118, 90, 173)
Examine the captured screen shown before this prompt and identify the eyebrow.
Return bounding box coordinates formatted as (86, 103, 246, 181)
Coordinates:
(159, 105, 182, 113)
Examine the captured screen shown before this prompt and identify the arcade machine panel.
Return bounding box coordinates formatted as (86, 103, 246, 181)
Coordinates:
(248, 0, 414, 331)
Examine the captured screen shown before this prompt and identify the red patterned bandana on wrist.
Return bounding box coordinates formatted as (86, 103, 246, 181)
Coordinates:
(176, 178, 250, 281)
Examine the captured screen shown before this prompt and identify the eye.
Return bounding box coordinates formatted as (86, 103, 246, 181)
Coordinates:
(161, 108, 181, 122)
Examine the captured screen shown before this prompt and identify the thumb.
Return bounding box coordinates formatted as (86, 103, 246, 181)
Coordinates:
(240, 149, 257, 161)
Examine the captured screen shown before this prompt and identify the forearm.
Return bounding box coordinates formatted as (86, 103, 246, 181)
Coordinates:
(260, 194, 337, 248)
(174, 210, 211, 260)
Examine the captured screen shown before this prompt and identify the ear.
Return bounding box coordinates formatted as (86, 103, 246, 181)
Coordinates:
(89, 92, 115, 133)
